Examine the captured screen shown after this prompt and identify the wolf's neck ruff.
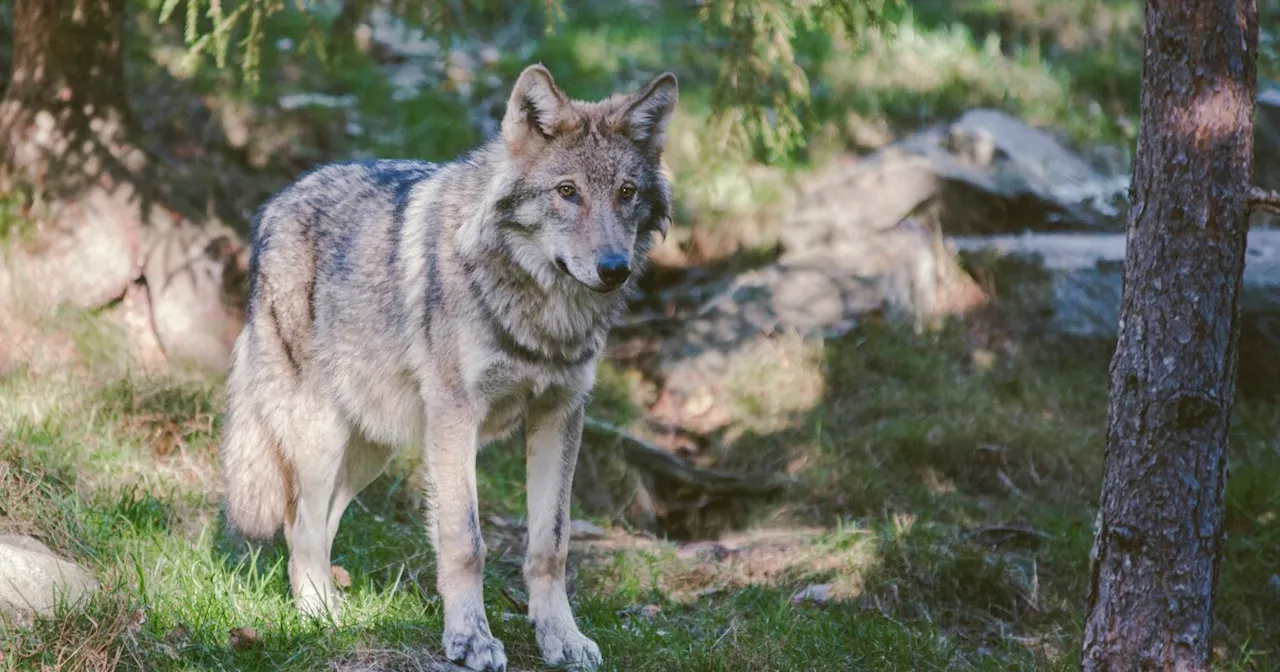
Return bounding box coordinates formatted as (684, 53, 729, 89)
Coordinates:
(439, 139, 640, 369)
(458, 234, 623, 369)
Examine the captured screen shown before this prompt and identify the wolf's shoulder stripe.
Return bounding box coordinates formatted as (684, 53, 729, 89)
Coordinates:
(422, 183, 452, 337)
(386, 162, 440, 278)
(362, 159, 440, 185)
(268, 300, 302, 375)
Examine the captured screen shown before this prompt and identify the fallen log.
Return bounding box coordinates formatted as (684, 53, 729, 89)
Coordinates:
(582, 416, 793, 497)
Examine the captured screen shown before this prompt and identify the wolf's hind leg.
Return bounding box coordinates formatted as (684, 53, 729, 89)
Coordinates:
(326, 435, 396, 550)
(277, 401, 350, 621)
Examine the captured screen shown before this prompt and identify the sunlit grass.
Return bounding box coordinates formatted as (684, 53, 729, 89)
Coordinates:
(3, 306, 1277, 669)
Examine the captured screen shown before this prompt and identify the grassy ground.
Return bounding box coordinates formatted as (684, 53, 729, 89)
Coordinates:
(3, 308, 1279, 670)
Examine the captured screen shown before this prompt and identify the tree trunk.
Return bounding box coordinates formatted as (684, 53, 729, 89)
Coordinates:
(1, 0, 139, 196)
(1081, 1, 1257, 670)
(0, 0, 156, 311)
(0, 0, 245, 372)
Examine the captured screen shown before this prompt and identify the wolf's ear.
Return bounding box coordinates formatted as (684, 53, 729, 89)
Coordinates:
(615, 72, 678, 155)
(502, 64, 570, 155)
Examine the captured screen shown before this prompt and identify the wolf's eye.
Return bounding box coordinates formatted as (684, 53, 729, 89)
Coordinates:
(618, 185, 636, 201)
(557, 184, 577, 199)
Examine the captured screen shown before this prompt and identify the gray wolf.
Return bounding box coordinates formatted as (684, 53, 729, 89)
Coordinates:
(216, 64, 677, 671)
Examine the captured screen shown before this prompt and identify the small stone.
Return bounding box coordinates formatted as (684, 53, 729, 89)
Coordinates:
(127, 608, 147, 634)
(0, 536, 98, 625)
(790, 583, 833, 606)
(331, 565, 351, 589)
(229, 626, 262, 651)
(617, 603, 662, 621)
(971, 348, 998, 371)
(487, 514, 521, 529)
(695, 586, 725, 599)
(164, 624, 191, 645)
(676, 541, 734, 561)
(683, 388, 715, 417)
(569, 520, 606, 540)
(353, 24, 373, 53)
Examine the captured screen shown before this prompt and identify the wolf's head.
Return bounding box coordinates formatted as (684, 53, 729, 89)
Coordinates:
(488, 64, 677, 294)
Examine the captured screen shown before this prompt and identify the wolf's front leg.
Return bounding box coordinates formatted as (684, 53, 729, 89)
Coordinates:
(524, 401, 602, 670)
(424, 402, 507, 672)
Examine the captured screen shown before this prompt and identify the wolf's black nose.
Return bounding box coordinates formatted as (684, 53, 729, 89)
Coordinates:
(597, 254, 631, 288)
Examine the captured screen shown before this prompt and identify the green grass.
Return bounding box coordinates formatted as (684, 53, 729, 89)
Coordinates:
(3, 307, 1279, 670)
(1, 359, 977, 671)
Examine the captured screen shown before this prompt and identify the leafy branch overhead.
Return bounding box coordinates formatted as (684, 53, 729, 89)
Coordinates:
(151, 0, 900, 162)
(697, 0, 900, 161)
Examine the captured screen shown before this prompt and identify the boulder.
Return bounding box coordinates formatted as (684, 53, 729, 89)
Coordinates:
(949, 230, 1280, 337)
(143, 224, 247, 372)
(781, 108, 1128, 252)
(0, 534, 98, 626)
(1, 203, 247, 376)
(650, 109, 1136, 433)
(950, 230, 1280, 397)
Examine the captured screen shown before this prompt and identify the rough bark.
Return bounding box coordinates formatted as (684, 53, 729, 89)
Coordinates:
(1081, 1, 1257, 670)
(1, 0, 138, 197)
(0, 0, 245, 371)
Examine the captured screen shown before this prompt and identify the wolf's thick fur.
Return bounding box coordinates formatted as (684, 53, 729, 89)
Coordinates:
(218, 65, 677, 671)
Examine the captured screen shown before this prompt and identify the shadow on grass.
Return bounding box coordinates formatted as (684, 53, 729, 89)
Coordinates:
(625, 313, 1280, 666)
(4, 312, 1277, 670)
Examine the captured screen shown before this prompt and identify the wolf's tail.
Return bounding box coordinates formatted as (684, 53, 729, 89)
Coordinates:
(218, 342, 290, 540)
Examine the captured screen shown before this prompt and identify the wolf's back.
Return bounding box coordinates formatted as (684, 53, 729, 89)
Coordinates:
(219, 160, 437, 538)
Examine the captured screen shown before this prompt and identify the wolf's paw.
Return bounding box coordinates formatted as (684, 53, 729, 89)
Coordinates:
(443, 622, 508, 672)
(536, 622, 602, 670)
(295, 587, 343, 624)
